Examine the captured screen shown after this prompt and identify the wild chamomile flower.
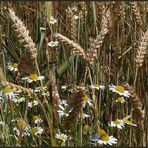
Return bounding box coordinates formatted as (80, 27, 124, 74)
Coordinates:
(48, 41, 59, 47)
(109, 85, 130, 97)
(49, 16, 57, 24)
(31, 127, 44, 135)
(109, 119, 125, 129)
(89, 84, 105, 90)
(57, 104, 73, 118)
(81, 95, 93, 108)
(33, 115, 43, 126)
(22, 73, 44, 83)
(115, 97, 126, 103)
(2, 86, 18, 100)
(97, 135, 117, 145)
(12, 97, 25, 103)
(55, 132, 68, 143)
(28, 100, 39, 108)
(7, 63, 18, 72)
(91, 129, 117, 145)
(122, 116, 137, 127)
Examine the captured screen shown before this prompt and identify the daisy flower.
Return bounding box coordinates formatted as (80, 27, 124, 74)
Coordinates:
(109, 119, 125, 129)
(55, 132, 68, 143)
(49, 16, 57, 24)
(81, 95, 93, 108)
(109, 85, 130, 97)
(48, 41, 59, 47)
(97, 135, 117, 145)
(91, 129, 117, 145)
(33, 115, 43, 126)
(28, 100, 39, 108)
(115, 97, 126, 103)
(22, 73, 44, 83)
(7, 63, 18, 72)
(89, 84, 105, 90)
(31, 127, 44, 135)
(12, 97, 25, 103)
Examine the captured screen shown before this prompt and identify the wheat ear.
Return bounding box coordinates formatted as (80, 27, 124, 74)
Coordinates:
(123, 83, 144, 122)
(135, 29, 148, 67)
(129, 2, 143, 27)
(8, 8, 37, 60)
(1, 80, 34, 96)
(55, 33, 86, 59)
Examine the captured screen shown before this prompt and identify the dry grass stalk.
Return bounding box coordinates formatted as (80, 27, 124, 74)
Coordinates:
(8, 8, 37, 60)
(135, 29, 148, 67)
(55, 33, 86, 59)
(129, 2, 143, 27)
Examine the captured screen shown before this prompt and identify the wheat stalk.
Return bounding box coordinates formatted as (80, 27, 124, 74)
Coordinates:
(8, 8, 37, 60)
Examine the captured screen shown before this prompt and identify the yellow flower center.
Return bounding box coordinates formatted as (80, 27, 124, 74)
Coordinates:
(115, 85, 125, 93)
(29, 74, 38, 80)
(113, 120, 121, 125)
(12, 63, 18, 68)
(31, 127, 37, 133)
(98, 129, 107, 136)
(33, 115, 40, 121)
(117, 97, 124, 102)
(3, 87, 14, 94)
(82, 95, 89, 101)
(100, 134, 109, 141)
(84, 124, 89, 131)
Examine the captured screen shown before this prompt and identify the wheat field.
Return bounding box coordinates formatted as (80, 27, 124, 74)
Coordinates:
(0, 1, 147, 147)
